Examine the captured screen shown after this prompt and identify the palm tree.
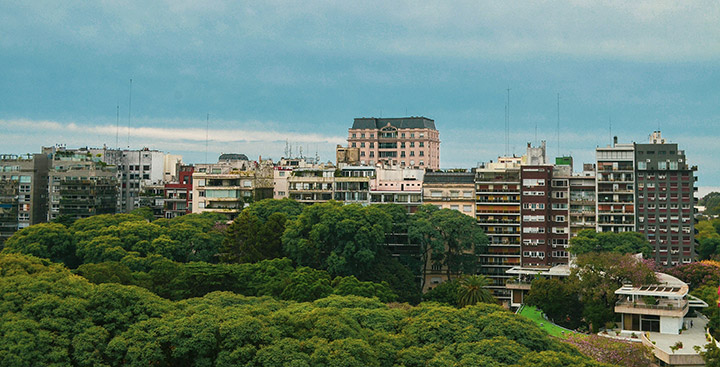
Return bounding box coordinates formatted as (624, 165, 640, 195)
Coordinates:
(457, 275, 496, 307)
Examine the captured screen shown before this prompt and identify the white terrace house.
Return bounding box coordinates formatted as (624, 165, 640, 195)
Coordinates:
(614, 272, 705, 334)
(615, 272, 710, 367)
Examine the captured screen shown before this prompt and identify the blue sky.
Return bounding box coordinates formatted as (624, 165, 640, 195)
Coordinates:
(1, 1, 719, 189)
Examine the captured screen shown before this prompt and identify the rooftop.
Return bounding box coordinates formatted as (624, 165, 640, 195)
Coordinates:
(615, 272, 688, 298)
(424, 172, 475, 184)
(352, 117, 436, 130)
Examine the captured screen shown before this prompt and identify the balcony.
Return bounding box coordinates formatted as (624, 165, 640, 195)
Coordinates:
(615, 299, 688, 317)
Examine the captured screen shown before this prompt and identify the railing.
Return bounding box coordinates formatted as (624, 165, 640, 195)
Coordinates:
(615, 300, 688, 311)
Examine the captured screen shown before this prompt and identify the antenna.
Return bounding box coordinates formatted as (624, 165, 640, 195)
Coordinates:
(557, 93, 560, 157)
(285, 139, 290, 157)
(609, 116, 612, 144)
(116, 103, 120, 149)
(506, 88, 511, 156)
(127, 78, 132, 148)
(205, 113, 209, 164)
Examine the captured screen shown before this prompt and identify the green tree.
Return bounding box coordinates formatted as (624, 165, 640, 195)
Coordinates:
(457, 275, 495, 307)
(2, 222, 79, 267)
(525, 277, 583, 329)
(423, 279, 460, 306)
(410, 205, 488, 288)
(130, 207, 155, 221)
(570, 229, 653, 257)
(283, 202, 391, 279)
(573, 252, 657, 332)
(331, 275, 397, 303)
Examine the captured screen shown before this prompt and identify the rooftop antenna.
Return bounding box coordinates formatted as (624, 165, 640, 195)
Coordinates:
(116, 102, 120, 149)
(299, 146, 303, 158)
(127, 78, 132, 148)
(556, 93, 560, 157)
(315, 145, 319, 163)
(506, 88, 511, 156)
(205, 113, 209, 163)
(609, 116, 612, 145)
(285, 139, 290, 157)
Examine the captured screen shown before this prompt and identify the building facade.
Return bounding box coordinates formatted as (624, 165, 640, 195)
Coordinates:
(596, 138, 637, 233)
(475, 157, 522, 302)
(635, 131, 697, 266)
(164, 165, 194, 219)
(48, 149, 117, 221)
(192, 155, 273, 220)
(0, 154, 49, 242)
(348, 117, 440, 169)
(423, 172, 475, 216)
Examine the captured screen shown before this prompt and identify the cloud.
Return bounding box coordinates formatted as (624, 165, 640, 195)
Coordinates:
(1, 118, 344, 144)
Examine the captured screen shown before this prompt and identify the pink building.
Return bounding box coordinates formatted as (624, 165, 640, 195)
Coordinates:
(348, 117, 440, 170)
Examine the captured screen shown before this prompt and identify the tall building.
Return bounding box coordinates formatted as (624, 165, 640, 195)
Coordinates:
(596, 138, 636, 233)
(47, 149, 117, 221)
(568, 163, 596, 237)
(0, 154, 49, 242)
(475, 156, 522, 302)
(635, 131, 697, 266)
(348, 117, 440, 169)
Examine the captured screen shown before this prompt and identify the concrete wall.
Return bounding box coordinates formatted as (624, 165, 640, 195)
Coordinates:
(661, 315, 683, 334)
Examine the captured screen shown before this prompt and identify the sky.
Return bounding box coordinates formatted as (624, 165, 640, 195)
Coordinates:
(1, 1, 719, 189)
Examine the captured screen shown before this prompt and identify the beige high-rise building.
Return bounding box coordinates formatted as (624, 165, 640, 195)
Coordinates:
(347, 117, 440, 170)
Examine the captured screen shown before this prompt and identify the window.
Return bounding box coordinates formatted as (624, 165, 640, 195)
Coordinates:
(419, 151, 424, 157)
(410, 142, 415, 148)
(361, 151, 365, 157)
(361, 133, 365, 138)
(360, 142, 365, 148)
(352, 133, 356, 138)
(658, 161, 667, 170)
(370, 142, 374, 148)
(352, 142, 356, 147)
(369, 152, 374, 158)
(555, 215, 566, 222)
(419, 142, 424, 147)
(637, 161, 646, 170)
(463, 205, 472, 212)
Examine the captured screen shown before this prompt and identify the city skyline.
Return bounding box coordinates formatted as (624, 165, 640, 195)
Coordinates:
(1, 1, 718, 188)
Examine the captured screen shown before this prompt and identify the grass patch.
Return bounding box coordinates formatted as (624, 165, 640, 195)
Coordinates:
(519, 305, 575, 339)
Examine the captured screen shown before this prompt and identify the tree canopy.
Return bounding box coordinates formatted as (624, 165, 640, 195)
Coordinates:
(0, 253, 614, 367)
(569, 230, 653, 257)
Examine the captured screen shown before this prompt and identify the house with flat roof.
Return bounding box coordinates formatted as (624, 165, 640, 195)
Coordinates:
(614, 272, 710, 366)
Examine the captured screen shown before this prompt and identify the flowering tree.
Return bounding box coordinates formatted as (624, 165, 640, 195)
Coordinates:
(564, 334, 654, 367)
(573, 252, 656, 331)
(665, 261, 720, 289)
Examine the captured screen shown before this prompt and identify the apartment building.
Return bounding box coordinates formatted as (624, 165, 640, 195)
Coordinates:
(287, 167, 336, 203)
(568, 163, 597, 237)
(369, 166, 424, 212)
(596, 138, 636, 233)
(475, 156, 522, 301)
(91, 147, 182, 213)
(334, 166, 373, 203)
(0, 154, 49, 242)
(192, 154, 273, 220)
(48, 149, 117, 221)
(423, 172, 475, 216)
(348, 117, 440, 169)
(635, 131, 697, 266)
(163, 165, 193, 219)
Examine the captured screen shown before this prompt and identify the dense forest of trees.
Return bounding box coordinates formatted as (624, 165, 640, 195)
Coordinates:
(4, 199, 690, 365)
(0, 253, 613, 367)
